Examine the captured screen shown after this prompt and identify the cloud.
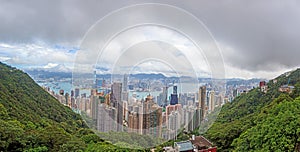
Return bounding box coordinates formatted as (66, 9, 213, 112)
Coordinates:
(184, 0, 300, 73)
(0, 43, 76, 69)
(43, 63, 58, 68)
(0, 0, 300, 79)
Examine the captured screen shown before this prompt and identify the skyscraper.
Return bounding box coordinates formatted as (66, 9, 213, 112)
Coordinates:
(75, 88, 80, 98)
(93, 70, 97, 89)
(123, 74, 128, 92)
(71, 90, 74, 97)
(142, 95, 162, 137)
(91, 94, 99, 124)
(199, 86, 206, 121)
(170, 85, 178, 105)
(128, 105, 141, 134)
(209, 90, 215, 112)
(122, 74, 129, 102)
(65, 93, 69, 106)
(110, 82, 123, 131)
(162, 86, 168, 106)
(97, 104, 117, 132)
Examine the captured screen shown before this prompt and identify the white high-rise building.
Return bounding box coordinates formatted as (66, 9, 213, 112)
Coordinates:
(97, 104, 117, 132)
(209, 90, 215, 112)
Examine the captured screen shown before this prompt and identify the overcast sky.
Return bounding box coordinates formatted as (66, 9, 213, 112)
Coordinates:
(0, 0, 300, 79)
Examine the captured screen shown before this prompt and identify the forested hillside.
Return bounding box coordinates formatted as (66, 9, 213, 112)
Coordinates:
(206, 69, 300, 151)
(0, 62, 146, 152)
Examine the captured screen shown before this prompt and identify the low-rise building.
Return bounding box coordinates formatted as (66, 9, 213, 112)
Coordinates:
(279, 85, 294, 93)
(167, 136, 217, 152)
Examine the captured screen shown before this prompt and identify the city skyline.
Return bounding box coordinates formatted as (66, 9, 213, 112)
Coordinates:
(1, 1, 299, 151)
(40, 69, 259, 145)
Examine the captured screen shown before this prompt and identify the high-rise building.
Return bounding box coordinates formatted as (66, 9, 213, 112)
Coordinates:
(216, 94, 223, 107)
(128, 104, 142, 134)
(105, 93, 110, 106)
(162, 86, 168, 106)
(199, 86, 206, 121)
(194, 108, 202, 130)
(149, 104, 163, 138)
(91, 94, 99, 124)
(122, 74, 129, 102)
(170, 85, 178, 105)
(209, 90, 215, 112)
(186, 107, 195, 132)
(75, 88, 80, 98)
(233, 89, 238, 98)
(65, 93, 69, 106)
(97, 104, 117, 132)
(167, 111, 181, 140)
(93, 70, 97, 89)
(110, 82, 123, 131)
(71, 90, 74, 97)
(165, 104, 182, 124)
(71, 97, 75, 108)
(122, 92, 128, 102)
(140, 95, 163, 137)
(123, 100, 128, 121)
(123, 74, 128, 92)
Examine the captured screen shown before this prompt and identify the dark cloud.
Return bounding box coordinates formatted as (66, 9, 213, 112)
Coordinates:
(0, 0, 138, 44)
(0, 0, 300, 76)
(181, 1, 300, 72)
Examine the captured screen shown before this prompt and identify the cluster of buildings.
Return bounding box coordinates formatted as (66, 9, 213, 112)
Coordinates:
(44, 74, 226, 140)
(260, 79, 295, 94)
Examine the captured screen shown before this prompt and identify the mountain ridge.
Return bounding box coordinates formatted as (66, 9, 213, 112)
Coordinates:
(206, 68, 300, 151)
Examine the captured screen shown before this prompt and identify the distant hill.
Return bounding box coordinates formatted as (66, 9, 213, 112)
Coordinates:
(0, 62, 146, 152)
(26, 69, 261, 86)
(206, 68, 300, 151)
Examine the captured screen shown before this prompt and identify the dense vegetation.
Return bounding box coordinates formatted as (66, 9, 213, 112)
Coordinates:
(206, 68, 300, 151)
(232, 95, 300, 151)
(0, 62, 148, 152)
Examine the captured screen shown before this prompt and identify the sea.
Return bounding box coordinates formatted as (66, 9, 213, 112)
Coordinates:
(38, 81, 200, 100)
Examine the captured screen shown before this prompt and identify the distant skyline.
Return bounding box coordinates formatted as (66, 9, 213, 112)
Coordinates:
(0, 0, 300, 79)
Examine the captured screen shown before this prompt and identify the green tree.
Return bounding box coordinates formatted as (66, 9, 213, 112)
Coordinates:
(232, 97, 300, 151)
(0, 120, 26, 151)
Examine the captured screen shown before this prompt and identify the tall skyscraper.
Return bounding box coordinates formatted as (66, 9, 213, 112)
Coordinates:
(65, 93, 69, 106)
(170, 85, 178, 105)
(199, 86, 206, 121)
(122, 74, 129, 101)
(123, 74, 128, 92)
(194, 108, 202, 130)
(75, 88, 80, 98)
(97, 104, 117, 132)
(93, 70, 97, 89)
(128, 104, 141, 134)
(71, 90, 74, 97)
(110, 82, 123, 131)
(71, 97, 75, 108)
(91, 94, 99, 124)
(209, 90, 215, 112)
(162, 86, 168, 106)
(142, 95, 162, 137)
